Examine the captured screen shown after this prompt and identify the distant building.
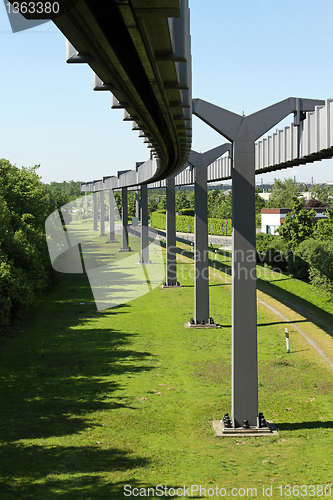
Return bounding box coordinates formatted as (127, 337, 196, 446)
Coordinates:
(261, 208, 328, 234)
(258, 191, 312, 202)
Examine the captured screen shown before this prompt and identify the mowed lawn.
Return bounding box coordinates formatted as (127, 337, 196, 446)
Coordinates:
(1, 221, 333, 499)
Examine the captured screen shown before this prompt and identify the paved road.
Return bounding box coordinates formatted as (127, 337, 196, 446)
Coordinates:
(117, 224, 232, 247)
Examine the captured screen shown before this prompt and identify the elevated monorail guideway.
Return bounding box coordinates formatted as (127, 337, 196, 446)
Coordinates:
(10, 0, 192, 183)
(255, 99, 333, 174)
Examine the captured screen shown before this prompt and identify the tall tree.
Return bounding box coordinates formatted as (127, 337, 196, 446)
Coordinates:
(314, 208, 333, 240)
(255, 188, 265, 214)
(310, 184, 333, 207)
(277, 197, 315, 248)
(128, 191, 136, 218)
(0, 159, 56, 328)
(267, 178, 302, 208)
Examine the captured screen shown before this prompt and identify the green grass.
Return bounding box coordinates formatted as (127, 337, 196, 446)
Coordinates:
(178, 238, 333, 334)
(1, 224, 333, 499)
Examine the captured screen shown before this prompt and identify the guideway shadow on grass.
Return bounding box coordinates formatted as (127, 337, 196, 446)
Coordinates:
(0, 273, 161, 499)
(179, 239, 333, 336)
(0, 445, 152, 499)
(276, 420, 333, 431)
(258, 319, 309, 327)
(45, 196, 164, 311)
(0, 327, 154, 441)
(257, 276, 333, 336)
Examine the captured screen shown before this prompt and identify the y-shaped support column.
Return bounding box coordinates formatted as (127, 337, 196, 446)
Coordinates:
(187, 144, 231, 326)
(93, 192, 98, 231)
(140, 184, 150, 263)
(108, 190, 117, 242)
(99, 191, 106, 236)
(119, 187, 131, 252)
(193, 97, 324, 428)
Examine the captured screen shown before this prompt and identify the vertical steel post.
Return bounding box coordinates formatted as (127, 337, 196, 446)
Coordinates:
(99, 190, 105, 236)
(140, 184, 149, 263)
(120, 187, 130, 251)
(93, 192, 98, 231)
(231, 139, 258, 428)
(108, 190, 117, 242)
(166, 176, 177, 285)
(136, 190, 140, 221)
(194, 160, 209, 323)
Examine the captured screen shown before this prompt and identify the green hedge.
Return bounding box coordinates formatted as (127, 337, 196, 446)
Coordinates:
(150, 213, 232, 236)
(179, 209, 194, 216)
(150, 212, 166, 230)
(207, 217, 231, 236)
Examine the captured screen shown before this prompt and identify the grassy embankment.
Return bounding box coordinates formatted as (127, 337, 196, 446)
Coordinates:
(0, 219, 333, 499)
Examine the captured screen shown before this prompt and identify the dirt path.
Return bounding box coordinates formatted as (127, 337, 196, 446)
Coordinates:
(257, 281, 333, 336)
(177, 251, 333, 372)
(257, 297, 333, 372)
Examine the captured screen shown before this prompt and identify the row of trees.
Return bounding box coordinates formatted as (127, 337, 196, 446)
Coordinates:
(265, 178, 333, 209)
(147, 188, 265, 220)
(99, 178, 333, 223)
(146, 178, 333, 221)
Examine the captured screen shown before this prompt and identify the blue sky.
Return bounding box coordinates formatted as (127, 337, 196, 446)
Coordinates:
(1, 0, 333, 184)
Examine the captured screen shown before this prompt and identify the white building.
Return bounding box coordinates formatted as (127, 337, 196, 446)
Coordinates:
(261, 208, 328, 234)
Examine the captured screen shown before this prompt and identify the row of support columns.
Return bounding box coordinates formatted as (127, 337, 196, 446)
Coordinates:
(91, 148, 226, 323)
(90, 146, 254, 428)
(92, 186, 149, 259)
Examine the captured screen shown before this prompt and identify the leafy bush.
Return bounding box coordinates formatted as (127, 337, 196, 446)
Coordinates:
(313, 209, 333, 240)
(287, 238, 322, 280)
(0, 159, 57, 329)
(306, 240, 333, 297)
(256, 235, 290, 271)
(208, 217, 231, 236)
(256, 233, 274, 254)
(277, 197, 315, 248)
(179, 209, 194, 216)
